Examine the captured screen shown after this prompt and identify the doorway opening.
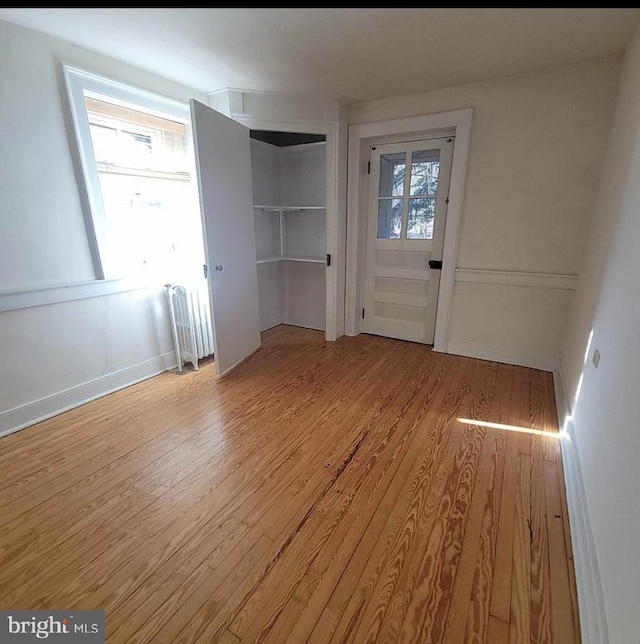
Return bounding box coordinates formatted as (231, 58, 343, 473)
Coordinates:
(249, 130, 329, 334)
(345, 109, 473, 352)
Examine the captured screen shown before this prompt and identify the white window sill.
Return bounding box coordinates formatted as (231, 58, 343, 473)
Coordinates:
(0, 278, 161, 313)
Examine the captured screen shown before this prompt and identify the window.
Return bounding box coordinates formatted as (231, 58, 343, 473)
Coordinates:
(377, 148, 440, 240)
(63, 66, 204, 283)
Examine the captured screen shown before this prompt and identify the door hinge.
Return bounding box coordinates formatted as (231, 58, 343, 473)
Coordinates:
(326, 253, 332, 267)
(445, 197, 450, 205)
(362, 308, 365, 319)
(367, 161, 371, 175)
(203, 263, 209, 279)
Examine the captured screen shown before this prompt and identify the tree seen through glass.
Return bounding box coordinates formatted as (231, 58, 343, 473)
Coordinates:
(377, 149, 440, 239)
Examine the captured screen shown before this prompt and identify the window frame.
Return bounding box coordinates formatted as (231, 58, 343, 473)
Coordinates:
(63, 64, 192, 280)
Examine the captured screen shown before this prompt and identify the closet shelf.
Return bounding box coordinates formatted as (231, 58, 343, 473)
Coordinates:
(257, 255, 325, 265)
(282, 255, 325, 264)
(254, 205, 326, 212)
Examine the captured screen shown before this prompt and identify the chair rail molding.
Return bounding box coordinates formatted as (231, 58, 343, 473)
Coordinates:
(455, 268, 578, 290)
(0, 278, 155, 313)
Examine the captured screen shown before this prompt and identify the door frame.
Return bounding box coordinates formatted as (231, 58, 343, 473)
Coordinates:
(345, 109, 473, 352)
(208, 105, 344, 342)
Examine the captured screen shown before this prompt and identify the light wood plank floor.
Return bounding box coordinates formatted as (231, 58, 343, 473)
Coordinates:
(0, 325, 579, 643)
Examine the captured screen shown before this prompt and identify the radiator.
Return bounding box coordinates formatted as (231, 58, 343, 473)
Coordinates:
(164, 283, 214, 372)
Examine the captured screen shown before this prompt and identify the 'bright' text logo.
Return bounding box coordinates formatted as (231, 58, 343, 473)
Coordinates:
(7, 615, 70, 639)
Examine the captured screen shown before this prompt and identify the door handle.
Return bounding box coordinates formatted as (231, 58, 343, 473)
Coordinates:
(215, 265, 224, 272)
(428, 260, 443, 270)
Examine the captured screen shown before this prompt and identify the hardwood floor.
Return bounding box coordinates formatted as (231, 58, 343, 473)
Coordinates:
(0, 325, 579, 643)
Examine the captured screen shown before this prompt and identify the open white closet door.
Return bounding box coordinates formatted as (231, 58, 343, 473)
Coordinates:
(190, 99, 260, 375)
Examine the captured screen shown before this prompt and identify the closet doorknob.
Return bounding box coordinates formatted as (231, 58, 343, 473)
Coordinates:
(215, 265, 224, 272)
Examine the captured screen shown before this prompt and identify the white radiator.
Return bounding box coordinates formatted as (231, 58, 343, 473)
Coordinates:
(165, 283, 214, 372)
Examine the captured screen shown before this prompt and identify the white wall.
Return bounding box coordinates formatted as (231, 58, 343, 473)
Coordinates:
(0, 20, 207, 435)
(251, 138, 279, 206)
(0, 22, 94, 289)
(349, 60, 620, 369)
(560, 25, 640, 644)
(278, 143, 327, 207)
(283, 263, 326, 331)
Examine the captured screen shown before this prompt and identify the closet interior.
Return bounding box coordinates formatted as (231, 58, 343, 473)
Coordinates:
(250, 130, 327, 333)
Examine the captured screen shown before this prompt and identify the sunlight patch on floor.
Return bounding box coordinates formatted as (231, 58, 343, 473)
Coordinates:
(457, 417, 566, 439)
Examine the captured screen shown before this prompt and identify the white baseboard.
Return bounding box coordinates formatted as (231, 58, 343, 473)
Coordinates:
(284, 312, 325, 332)
(0, 351, 177, 438)
(445, 339, 558, 372)
(260, 312, 282, 332)
(553, 368, 609, 644)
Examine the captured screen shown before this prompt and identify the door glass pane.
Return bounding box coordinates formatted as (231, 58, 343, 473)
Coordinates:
(377, 198, 403, 239)
(379, 152, 406, 197)
(410, 149, 440, 196)
(407, 198, 435, 239)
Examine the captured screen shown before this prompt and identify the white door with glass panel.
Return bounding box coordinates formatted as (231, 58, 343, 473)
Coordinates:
(364, 138, 453, 344)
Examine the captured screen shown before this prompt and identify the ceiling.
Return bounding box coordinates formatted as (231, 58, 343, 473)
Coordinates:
(1, 8, 639, 102)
